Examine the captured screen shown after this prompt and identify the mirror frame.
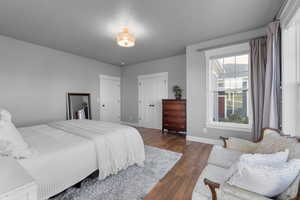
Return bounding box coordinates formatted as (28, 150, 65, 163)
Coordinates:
(67, 93, 92, 120)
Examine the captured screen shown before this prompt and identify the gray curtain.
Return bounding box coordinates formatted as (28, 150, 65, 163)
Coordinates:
(250, 37, 267, 142)
(263, 21, 281, 130)
(250, 21, 281, 142)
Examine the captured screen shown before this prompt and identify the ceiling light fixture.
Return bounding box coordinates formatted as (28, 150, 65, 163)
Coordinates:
(116, 28, 135, 47)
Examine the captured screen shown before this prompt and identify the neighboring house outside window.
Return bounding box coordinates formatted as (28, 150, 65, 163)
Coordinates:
(206, 43, 252, 131)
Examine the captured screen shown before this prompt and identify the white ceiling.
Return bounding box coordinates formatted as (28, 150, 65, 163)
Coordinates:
(0, 0, 284, 66)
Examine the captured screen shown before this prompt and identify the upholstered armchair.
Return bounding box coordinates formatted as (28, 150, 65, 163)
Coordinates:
(192, 128, 300, 200)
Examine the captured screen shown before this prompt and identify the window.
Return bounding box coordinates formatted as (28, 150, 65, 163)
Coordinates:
(281, 9, 300, 136)
(206, 43, 251, 131)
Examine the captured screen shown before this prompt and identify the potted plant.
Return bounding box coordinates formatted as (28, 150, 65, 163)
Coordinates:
(173, 85, 183, 100)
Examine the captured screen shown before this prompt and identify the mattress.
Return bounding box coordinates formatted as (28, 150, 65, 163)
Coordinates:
(17, 125, 98, 200)
(49, 120, 145, 180)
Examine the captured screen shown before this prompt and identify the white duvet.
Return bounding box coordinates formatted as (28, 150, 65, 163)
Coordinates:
(18, 125, 98, 200)
(49, 120, 145, 180)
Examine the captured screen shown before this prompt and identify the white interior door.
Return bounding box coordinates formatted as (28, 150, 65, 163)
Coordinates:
(138, 72, 168, 129)
(99, 75, 121, 123)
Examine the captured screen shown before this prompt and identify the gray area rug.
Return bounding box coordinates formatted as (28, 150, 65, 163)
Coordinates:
(52, 145, 182, 200)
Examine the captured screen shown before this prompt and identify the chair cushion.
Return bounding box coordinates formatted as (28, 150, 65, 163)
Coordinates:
(193, 164, 229, 199)
(208, 146, 243, 168)
(221, 184, 272, 200)
(192, 192, 210, 200)
(277, 172, 300, 200)
(227, 159, 300, 197)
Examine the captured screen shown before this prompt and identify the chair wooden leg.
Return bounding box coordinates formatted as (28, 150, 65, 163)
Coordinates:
(204, 178, 220, 200)
(296, 180, 300, 200)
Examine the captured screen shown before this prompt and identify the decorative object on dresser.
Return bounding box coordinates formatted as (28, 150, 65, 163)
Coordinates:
(172, 85, 183, 100)
(162, 99, 186, 134)
(0, 157, 37, 200)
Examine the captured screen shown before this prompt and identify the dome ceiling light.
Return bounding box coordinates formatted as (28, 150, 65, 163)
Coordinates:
(116, 28, 135, 47)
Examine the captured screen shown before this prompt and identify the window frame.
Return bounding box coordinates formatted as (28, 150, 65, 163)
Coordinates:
(281, 8, 300, 136)
(205, 43, 252, 132)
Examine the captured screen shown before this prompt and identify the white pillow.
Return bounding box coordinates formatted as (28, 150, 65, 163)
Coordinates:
(0, 109, 34, 159)
(227, 159, 300, 197)
(239, 149, 289, 165)
(225, 150, 289, 182)
(0, 109, 12, 122)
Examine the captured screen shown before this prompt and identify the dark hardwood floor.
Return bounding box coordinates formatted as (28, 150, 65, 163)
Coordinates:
(136, 127, 213, 200)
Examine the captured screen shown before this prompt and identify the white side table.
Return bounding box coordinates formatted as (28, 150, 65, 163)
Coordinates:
(0, 157, 37, 200)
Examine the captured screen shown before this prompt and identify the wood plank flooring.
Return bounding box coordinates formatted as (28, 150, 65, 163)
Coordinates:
(136, 127, 213, 200)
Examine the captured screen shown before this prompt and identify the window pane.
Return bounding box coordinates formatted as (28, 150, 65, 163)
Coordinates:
(236, 55, 248, 64)
(236, 55, 248, 79)
(210, 54, 249, 125)
(223, 56, 235, 65)
(212, 90, 249, 124)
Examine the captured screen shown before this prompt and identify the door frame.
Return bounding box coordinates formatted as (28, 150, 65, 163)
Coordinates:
(99, 74, 121, 122)
(138, 72, 168, 129)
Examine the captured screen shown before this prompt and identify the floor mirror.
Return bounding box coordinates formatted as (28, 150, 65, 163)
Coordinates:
(67, 93, 92, 120)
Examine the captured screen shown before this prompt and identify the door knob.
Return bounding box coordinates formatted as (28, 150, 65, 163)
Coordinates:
(148, 104, 155, 107)
(102, 104, 105, 107)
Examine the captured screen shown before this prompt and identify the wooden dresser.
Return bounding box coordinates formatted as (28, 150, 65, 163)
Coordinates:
(162, 99, 186, 133)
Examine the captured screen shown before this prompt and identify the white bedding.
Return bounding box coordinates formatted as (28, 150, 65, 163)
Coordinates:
(49, 120, 145, 180)
(18, 125, 98, 200)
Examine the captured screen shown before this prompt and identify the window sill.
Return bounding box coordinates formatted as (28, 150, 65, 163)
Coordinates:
(206, 123, 252, 133)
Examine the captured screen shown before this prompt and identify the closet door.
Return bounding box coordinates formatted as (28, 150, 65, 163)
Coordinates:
(99, 75, 121, 123)
(138, 72, 168, 129)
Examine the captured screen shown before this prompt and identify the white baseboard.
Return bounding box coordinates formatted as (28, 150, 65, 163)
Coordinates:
(120, 121, 140, 127)
(186, 135, 222, 145)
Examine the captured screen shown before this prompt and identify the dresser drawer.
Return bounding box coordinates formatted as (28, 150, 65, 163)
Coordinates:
(163, 110, 186, 118)
(163, 117, 186, 124)
(163, 123, 186, 131)
(162, 103, 185, 111)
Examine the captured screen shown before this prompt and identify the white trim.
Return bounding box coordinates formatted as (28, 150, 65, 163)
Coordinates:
(99, 74, 121, 81)
(120, 121, 140, 127)
(138, 72, 168, 129)
(206, 123, 252, 132)
(279, 0, 300, 28)
(186, 135, 223, 145)
(205, 43, 250, 59)
(187, 27, 266, 52)
(205, 43, 252, 132)
(137, 72, 168, 80)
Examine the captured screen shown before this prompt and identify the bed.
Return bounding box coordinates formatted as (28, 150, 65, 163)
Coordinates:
(49, 120, 145, 179)
(16, 120, 145, 200)
(17, 125, 98, 200)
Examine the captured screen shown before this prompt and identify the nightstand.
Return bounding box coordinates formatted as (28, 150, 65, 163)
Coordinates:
(0, 157, 37, 200)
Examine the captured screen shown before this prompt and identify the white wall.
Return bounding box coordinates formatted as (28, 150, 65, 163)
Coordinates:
(121, 54, 186, 124)
(186, 28, 266, 140)
(0, 35, 121, 127)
